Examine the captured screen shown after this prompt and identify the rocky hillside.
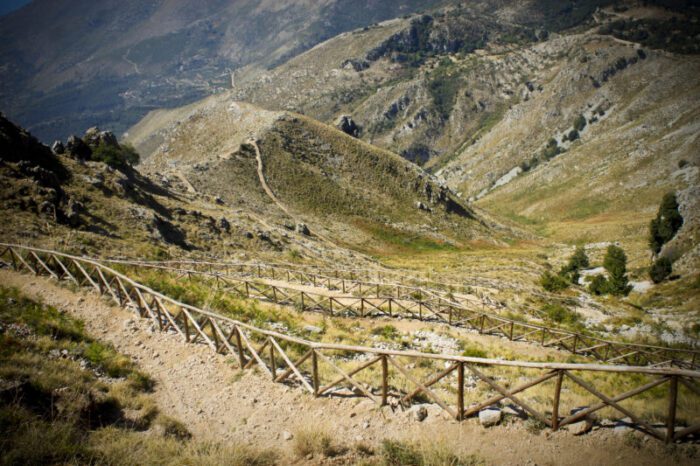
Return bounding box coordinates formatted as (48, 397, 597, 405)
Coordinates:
(188, 1, 698, 268)
(129, 97, 497, 256)
(0, 0, 447, 142)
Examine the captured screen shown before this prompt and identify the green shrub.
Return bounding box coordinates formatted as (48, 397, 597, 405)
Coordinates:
(573, 114, 587, 132)
(91, 142, 140, 169)
(540, 271, 569, 292)
(588, 274, 608, 295)
(542, 304, 579, 325)
(649, 257, 672, 283)
(542, 138, 561, 160)
(371, 324, 400, 340)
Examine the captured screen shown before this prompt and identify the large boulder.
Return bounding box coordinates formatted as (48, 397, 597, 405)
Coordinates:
(335, 115, 361, 138)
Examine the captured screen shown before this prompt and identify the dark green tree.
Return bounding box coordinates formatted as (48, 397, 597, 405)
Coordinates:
(649, 192, 683, 254)
(649, 257, 672, 283)
(603, 245, 632, 296)
(559, 246, 590, 283)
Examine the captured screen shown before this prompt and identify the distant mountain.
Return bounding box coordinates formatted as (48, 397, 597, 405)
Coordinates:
(0, 0, 31, 16)
(0, 0, 448, 142)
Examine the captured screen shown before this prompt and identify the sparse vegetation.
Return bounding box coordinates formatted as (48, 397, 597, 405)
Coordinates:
(0, 286, 277, 465)
(542, 303, 579, 326)
(380, 439, 482, 466)
(540, 270, 569, 292)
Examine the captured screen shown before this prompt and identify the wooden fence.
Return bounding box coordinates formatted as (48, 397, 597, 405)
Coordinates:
(1, 243, 699, 443)
(103, 258, 700, 370)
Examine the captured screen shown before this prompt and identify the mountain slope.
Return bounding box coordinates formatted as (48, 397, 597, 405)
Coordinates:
(132, 97, 495, 255)
(0, 0, 446, 142)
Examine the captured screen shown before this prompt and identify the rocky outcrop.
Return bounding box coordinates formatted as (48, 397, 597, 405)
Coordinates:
(83, 126, 118, 148)
(65, 135, 92, 160)
(335, 115, 361, 138)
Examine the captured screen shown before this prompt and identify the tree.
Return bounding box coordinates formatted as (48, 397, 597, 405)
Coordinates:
(560, 246, 589, 283)
(649, 257, 672, 283)
(649, 192, 683, 254)
(603, 245, 632, 296)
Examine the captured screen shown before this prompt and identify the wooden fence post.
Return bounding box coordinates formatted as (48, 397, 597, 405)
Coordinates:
(235, 327, 245, 369)
(457, 362, 464, 421)
(381, 355, 389, 406)
(667, 376, 678, 443)
(312, 350, 320, 396)
(269, 340, 277, 380)
(552, 370, 564, 430)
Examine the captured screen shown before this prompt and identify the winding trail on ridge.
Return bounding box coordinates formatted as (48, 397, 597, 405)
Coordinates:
(250, 138, 344, 250)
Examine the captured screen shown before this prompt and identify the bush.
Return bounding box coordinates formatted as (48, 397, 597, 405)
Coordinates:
(566, 129, 579, 142)
(649, 192, 683, 254)
(542, 304, 579, 325)
(542, 138, 561, 160)
(573, 114, 587, 132)
(588, 274, 608, 295)
(649, 257, 672, 283)
(371, 324, 400, 340)
(559, 246, 589, 283)
(91, 142, 140, 169)
(540, 271, 569, 292)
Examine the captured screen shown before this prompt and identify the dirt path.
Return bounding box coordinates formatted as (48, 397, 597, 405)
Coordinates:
(252, 138, 293, 218)
(2, 269, 694, 465)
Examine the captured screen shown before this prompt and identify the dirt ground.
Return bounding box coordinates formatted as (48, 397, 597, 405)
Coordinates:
(1, 269, 697, 466)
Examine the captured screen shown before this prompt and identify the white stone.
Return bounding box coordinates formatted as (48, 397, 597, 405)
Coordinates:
(479, 408, 501, 427)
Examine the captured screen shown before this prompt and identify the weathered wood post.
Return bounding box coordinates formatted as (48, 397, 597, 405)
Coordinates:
(312, 350, 320, 396)
(666, 375, 678, 443)
(457, 362, 465, 421)
(234, 326, 245, 369)
(381, 355, 389, 406)
(552, 370, 564, 430)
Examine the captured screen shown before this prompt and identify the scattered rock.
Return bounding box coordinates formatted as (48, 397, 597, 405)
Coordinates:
(303, 325, 323, 334)
(335, 115, 361, 138)
(295, 223, 310, 235)
(479, 407, 501, 427)
(567, 419, 593, 435)
(282, 431, 293, 441)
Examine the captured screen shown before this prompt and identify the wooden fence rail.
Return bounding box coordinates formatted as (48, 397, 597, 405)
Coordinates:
(101, 259, 700, 370)
(1, 243, 699, 443)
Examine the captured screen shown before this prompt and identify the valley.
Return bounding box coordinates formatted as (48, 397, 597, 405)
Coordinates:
(0, 1, 699, 465)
